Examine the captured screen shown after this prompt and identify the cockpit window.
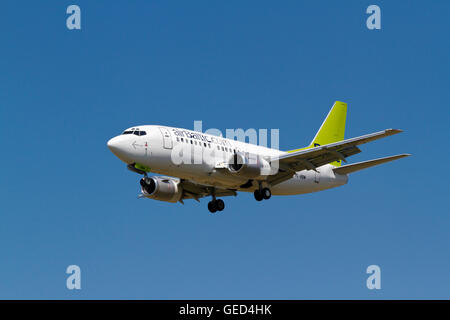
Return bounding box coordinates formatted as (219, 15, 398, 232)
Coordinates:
(123, 130, 146, 136)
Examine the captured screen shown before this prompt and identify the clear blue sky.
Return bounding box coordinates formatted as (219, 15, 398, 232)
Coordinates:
(1, 1, 449, 299)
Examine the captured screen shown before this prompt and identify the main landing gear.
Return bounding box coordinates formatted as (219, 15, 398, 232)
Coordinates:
(254, 187, 271, 201)
(208, 199, 225, 213)
(208, 189, 225, 213)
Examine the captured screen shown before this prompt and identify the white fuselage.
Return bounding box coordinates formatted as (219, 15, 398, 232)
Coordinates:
(107, 125, 348, 195)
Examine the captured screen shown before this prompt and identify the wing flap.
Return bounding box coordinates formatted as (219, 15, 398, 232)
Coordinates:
(279, 146, 362, 171)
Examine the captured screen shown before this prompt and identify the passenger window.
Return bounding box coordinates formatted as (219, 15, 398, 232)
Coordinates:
(176, 137, 180, 142)
(221, 147, 224, 151)
(217, 146, 220, 150)
(208, 144, 211, 148)
(181, 138, 184, 142)
(204, 143, 207, 147)
(190, 140, 193, 144)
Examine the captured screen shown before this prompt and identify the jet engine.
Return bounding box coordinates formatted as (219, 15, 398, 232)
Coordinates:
(139, 176, 183, 203)
(227, 153, 274, 178)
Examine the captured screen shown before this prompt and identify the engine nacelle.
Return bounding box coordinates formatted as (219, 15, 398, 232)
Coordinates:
(139, 176, 183, 203)
(227, 153, 274, 178)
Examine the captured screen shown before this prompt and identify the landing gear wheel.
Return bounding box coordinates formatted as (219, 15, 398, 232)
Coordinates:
(208, 201, 218, 213)
(262, 188, 271, 200)
(254, 190, 263, 201)
(216, 199, 225, 211)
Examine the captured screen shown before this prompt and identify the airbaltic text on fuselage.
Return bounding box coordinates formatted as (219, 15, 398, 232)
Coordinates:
(172, 128, 233, 147)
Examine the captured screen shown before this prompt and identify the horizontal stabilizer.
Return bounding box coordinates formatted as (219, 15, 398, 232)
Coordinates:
(333, 154, 411, 175)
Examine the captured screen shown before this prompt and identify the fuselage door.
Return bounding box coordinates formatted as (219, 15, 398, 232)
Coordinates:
(159, 127, 173, 149)
(314, 169, 320, 184)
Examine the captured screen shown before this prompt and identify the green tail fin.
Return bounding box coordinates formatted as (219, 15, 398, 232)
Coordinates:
(310, 101, 347, 166)
(310, 101, 347, 146)
(286, 101, 347, 166)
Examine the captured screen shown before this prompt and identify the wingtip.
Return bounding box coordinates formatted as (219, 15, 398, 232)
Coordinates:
(393, 153, 412, 159)
(386, 128, 404, 134)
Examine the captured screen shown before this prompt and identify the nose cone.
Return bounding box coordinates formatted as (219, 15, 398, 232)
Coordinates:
(107, 135, 133, 163)
(106, 137, 117, 151)
(107, 136, 121, 153)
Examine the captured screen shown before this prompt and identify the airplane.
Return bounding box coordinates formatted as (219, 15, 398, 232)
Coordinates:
(107, 101, 410, 213)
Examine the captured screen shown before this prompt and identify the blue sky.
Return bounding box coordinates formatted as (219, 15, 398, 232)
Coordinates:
(0, 1, 449, 299)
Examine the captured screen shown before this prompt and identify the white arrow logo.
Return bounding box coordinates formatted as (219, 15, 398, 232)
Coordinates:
(132, 141, 144, 149)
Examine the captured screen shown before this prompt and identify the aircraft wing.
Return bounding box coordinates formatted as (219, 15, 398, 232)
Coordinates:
(267, 129, 403, 185)
(332, 154, 410, 174)
(179, 179, 237, 202)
